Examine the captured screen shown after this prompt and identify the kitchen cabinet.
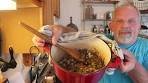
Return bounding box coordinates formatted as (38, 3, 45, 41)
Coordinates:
(18, 0, 60, 25)
(42, 0, 60, 25)
(17, 0, 42, 8)
(52, 0, 60, 18)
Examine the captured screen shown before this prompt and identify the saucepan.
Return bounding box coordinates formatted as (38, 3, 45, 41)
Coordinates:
(50, 35, 121, 83)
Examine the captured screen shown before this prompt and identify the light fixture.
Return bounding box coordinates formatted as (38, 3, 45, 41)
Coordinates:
(0, 0, 16, 10)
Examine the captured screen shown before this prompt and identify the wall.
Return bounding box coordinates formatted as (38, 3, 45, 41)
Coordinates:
(0, 7, 42, 54)
(55, 0, 124, 31)
(55, 0, 82, 30)
(55, 0, 148, 31)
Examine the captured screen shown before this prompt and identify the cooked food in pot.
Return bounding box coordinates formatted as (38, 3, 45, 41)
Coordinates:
(58, 48, 105, 74)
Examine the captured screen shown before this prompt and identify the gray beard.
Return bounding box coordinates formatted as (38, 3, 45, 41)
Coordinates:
(117, 34, 132, 43)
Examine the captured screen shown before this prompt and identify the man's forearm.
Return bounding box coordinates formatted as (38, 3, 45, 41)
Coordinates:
(128, 62, 148, 83)
(51, 24, 77, 33)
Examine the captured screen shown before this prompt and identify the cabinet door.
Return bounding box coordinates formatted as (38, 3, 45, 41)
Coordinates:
(42, 0, 60, 25)
(32, 0, 42, 7)
(52, 0, 60, 18)
(42, 0, 52, 25)
(18, 0, 42, 8)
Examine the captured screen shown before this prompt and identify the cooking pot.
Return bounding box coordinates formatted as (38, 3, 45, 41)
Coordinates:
(50, 33, 122, 83)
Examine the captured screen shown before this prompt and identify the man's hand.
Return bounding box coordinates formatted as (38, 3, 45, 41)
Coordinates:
(119, 49, 136, 73)
(32, 25, 63, 47)
(50, 25, 63, 45)
(32, 36, 45, 47)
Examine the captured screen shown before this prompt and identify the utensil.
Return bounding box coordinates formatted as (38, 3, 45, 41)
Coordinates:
(19, 22, 83, 61)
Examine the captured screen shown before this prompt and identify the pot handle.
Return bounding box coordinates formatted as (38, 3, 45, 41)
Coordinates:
(105, 55, 121, 75)
(102, 39, 123, 68)
(105, 47, 123, 75)
(107, 53, 121, 68)
(105, 41, 123, 75)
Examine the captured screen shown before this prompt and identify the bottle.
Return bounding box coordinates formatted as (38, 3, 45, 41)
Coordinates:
(89, 5, 94, 19)
(85, 5, 90, 19)
(66, 17, 78, 31)
(104, 26, 108, 34)
(85, 5, 94, 19)
(106, 11, 112, 20)
(98, 25, 104, 33)
(92, 25, 98, 33)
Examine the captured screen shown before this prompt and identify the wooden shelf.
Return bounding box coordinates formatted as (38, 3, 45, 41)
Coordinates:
(82, 1, 119, 4)
(83, 19, 110, 21)
(139, 34, 148, 39)
(140, 10, 148, 14)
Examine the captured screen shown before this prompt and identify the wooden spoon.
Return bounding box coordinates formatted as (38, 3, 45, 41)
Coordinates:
(19, 22, 83, 61)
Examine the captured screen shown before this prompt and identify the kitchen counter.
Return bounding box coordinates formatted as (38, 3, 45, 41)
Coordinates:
(0, 53, 64, 83)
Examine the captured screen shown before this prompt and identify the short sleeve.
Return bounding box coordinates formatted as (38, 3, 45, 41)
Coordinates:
(142, 38, 148, 70)
(143, 52, 148, 70)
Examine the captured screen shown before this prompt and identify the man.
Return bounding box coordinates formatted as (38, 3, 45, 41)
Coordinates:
(32, 3, 148, 83)
(99, 3, 148, 83)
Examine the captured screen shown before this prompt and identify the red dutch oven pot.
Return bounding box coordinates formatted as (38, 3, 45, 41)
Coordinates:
(50, 37, 121, 83)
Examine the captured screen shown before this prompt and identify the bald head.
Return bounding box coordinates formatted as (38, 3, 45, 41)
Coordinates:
(109, 3, 141, 45)
(112, 3, 141, 22)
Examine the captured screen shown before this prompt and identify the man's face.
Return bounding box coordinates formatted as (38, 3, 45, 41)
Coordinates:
(109, 6, 141, 45)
